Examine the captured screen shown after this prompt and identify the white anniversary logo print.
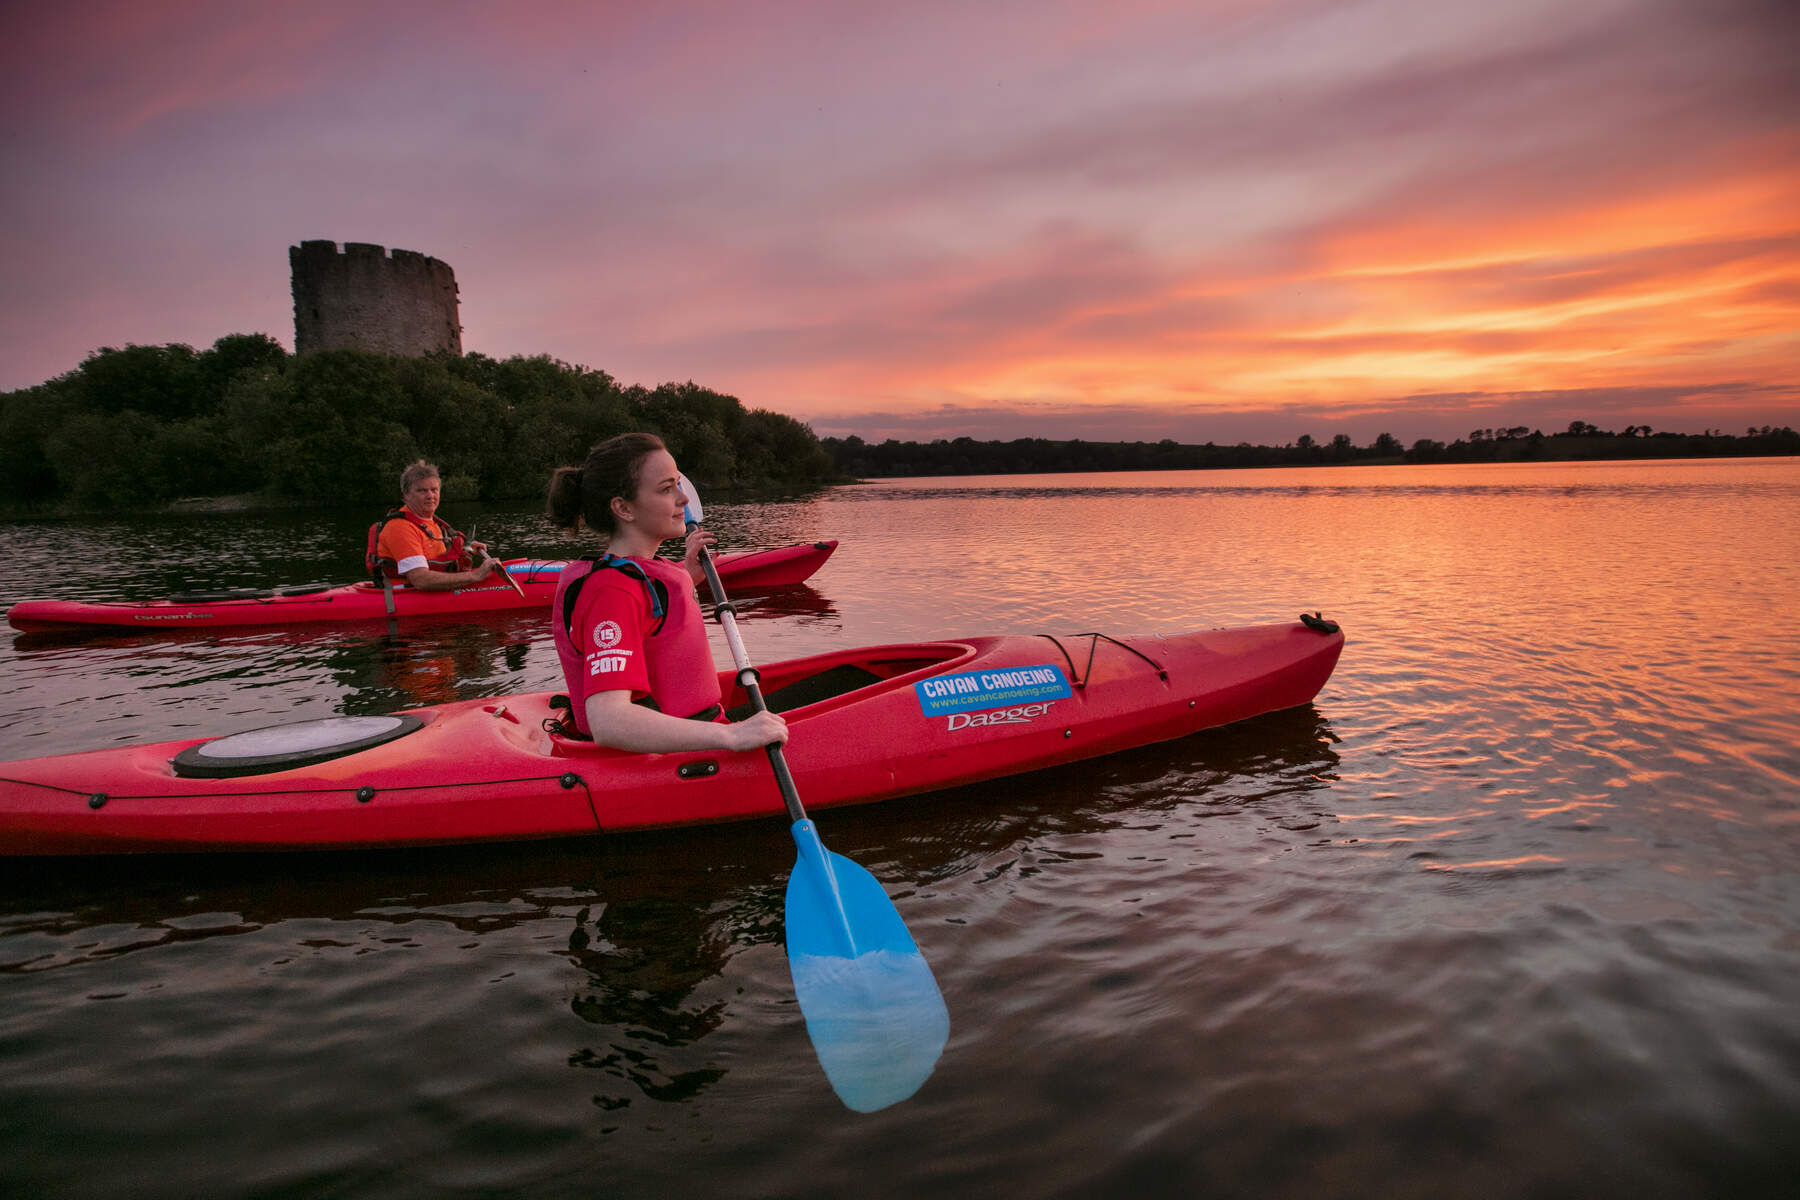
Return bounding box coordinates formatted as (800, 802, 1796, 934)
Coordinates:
(593, 620, 623, 649)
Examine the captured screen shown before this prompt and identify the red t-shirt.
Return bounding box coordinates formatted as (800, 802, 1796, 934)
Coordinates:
(552, 556, 721, 735)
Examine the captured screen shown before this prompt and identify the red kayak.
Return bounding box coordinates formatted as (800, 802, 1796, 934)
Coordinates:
(5, 541, 836, 632)
(0, 617, 1343, 855)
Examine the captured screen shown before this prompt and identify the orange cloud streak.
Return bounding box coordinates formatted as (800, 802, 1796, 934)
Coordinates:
(791, 152, 1800, 426)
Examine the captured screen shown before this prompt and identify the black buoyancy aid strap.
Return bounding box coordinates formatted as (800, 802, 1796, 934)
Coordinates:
(637, 699, 723, 721)
(403, 508, 467, 566)
(366, 510, 400, 580)
(545, 693, 720, 739)
(366, 509, 401, 613)
(560, 554, 669, 652)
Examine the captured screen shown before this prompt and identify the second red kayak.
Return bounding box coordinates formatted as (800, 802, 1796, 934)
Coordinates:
(6, 540, 836, 632)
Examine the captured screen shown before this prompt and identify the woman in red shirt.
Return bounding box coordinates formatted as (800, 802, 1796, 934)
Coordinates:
(545, 433, 788, 755)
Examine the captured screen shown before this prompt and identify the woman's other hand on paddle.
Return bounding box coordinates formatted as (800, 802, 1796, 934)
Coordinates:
(682, 525, 717, 581)
(726, 709, 788, 752)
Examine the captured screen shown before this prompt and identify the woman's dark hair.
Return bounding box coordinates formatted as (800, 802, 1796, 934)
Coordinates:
(546, 433, 668, 536)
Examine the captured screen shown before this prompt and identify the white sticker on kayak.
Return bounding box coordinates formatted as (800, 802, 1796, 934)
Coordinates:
(947, 702, 1056, 731)
(913, 665, 1072, 716)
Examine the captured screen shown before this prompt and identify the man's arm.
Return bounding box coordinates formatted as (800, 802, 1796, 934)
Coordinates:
(400, 555, 500, 592)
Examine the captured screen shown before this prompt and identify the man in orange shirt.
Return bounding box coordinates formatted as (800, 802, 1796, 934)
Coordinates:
(371, 460, 501, 591)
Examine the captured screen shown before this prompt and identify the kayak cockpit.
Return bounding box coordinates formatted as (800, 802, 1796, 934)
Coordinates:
(724, 642, 976, 717)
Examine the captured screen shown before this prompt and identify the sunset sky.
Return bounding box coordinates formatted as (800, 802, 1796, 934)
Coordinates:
(2, 0, 1796, 445)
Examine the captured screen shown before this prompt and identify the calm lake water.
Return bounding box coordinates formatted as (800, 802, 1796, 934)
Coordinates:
(2, 458, 1797, 1198)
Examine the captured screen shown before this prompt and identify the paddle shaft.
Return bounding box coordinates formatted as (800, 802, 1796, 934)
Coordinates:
(494, 562, 526, 598)
(683, 505, 949, 1111)
(689, 525, 807, 825)
(463, 526, 525, 597)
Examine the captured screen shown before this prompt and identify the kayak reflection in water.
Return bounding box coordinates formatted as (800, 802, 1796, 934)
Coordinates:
(369, 459, 503, 592)
(544, 433, 789, 756)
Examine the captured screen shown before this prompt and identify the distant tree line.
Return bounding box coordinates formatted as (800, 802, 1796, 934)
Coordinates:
(0, 335, 837, 511)
(824, 422, 1800, 477)
(6, 334, 1794, 513)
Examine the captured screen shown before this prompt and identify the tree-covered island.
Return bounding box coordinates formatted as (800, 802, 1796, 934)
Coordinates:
(0, 335, 833, 512)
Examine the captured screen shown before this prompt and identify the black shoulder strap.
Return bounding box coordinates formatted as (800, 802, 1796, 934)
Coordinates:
(560, 563, 590, 645)
(562, 555, 669, 649)
(382, 508, 462, 547)
(367, 507, 410, 583)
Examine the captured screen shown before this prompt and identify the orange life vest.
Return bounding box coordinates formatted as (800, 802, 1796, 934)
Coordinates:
(365, 508, 470, 583)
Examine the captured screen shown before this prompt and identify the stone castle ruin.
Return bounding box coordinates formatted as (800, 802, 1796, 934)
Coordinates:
(290, 240, 461, 357)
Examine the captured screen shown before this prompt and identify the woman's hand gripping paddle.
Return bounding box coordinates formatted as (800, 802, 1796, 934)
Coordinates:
(681, 477, 949, 1112)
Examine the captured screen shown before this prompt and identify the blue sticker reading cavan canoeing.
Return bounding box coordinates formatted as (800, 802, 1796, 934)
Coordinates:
(913, 665, 1072, 716)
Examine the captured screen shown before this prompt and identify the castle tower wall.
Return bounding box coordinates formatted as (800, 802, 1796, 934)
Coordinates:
(290, 240, 462, 356)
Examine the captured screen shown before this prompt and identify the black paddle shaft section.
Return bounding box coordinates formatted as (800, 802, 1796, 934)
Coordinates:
(744, 672, 808, 827)
(690, 530, 809, 826)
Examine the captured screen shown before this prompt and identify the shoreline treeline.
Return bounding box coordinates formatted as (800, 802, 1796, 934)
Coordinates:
(5, 334, 1795, 513)
(0, 335, 836, 512)
(823, 423, 1800, 478)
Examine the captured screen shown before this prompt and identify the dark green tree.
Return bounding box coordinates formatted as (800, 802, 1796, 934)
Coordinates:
(73, 343, 206, 420)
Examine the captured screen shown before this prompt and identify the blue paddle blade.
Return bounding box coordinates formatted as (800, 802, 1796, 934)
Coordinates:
(786, 819, 950, 1113)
